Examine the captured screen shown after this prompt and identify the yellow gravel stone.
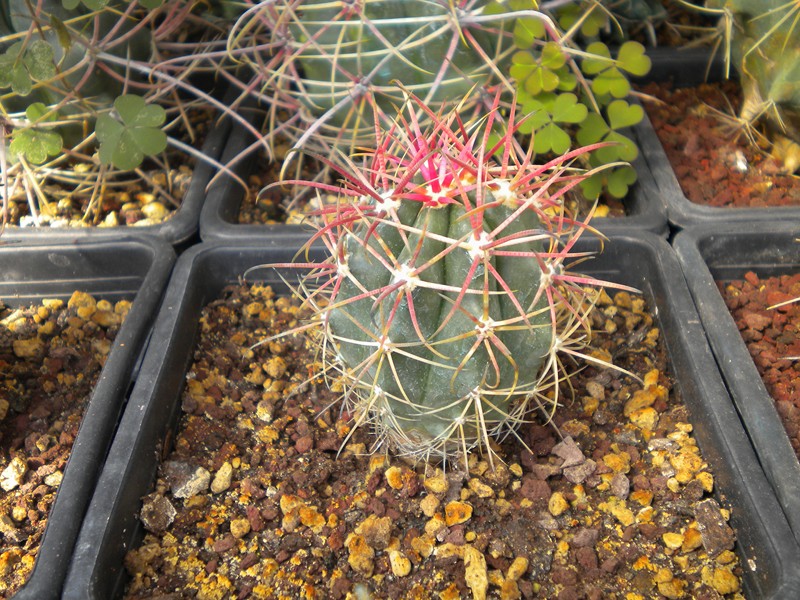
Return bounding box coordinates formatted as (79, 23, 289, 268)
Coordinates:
(463, 545, 488, 600)
(229, 518, 250, 539)
(602, 452, 631, 473)
(468, 478, 494, 498)
(385, 466, 404, 490)
(410, 534, 435, 558)
(696, 471, 714, 492)
(424, 469, 449, 494)
(662, 532, 684, 550)
(345, 534, 374, 577)
(263, 356, 286, 379)
(629, 407, 659, 431)
(12, 338, 42, 358)
(420, 494, 440, 518)
(654, 567, 673, 583)
(68, 290, 96, 309)
(389, 550, 412, 577)
(657, 578, 686, 599)
(506, 556, 529, 581)
(702, 566, 740, 595)
(444, 501, 473, 526)
(548, 492, 569, 517)
(681, 527, 703, 553)
(599, 497, 635, 526)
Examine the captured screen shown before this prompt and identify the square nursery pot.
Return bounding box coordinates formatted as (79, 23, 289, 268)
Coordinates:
(65, 232, 800, 599)
(198, 111, 668, 244)
(1, 236, 175, 599)
(633, 47, 800, 229)
(673, 222, 800, 548)
(0, 110, 230, 249)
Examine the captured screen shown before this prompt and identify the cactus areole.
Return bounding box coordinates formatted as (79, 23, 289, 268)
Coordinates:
(292, 93, 604, 464)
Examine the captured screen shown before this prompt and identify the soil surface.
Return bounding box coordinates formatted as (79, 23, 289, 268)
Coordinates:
(124, 284, 743, 599)
(642, 80, 800, 208)
(0, 292, 129, 597)
(720, 273, 800, 456)
(2, 109, 211, 230)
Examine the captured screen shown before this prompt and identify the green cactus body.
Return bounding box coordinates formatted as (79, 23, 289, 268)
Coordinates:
(294, 92, 605, 463)
(235, 0, 521, 157)
(329, 177, 552, 452)
(287, 0, 509, 125)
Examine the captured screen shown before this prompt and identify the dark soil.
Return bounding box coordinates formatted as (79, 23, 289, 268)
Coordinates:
(642, 80, 800, 208)
(720, 273, 800, 456)
(123, 284, 743, 599)
(0, 292, 128, 597)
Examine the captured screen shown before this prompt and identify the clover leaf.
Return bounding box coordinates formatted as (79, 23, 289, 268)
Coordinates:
(0, 41, 56, 96)
(519, 93, 588, 154)
(510, 42, 567, 96)
(96, 95, 167, 171)
(557, 4, 607, 39)
(9, 103, 62, 165)
(581, 164, 637, 199)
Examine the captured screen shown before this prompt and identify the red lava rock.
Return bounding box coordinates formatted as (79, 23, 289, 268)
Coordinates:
(643, 80, 800, 208)
(519, 476, 551, 501)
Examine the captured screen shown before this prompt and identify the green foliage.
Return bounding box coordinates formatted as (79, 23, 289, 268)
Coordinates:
(96, 94, 167, 170)
(0, 41, 56, 96)
(9, 103, 62, 164)
(508, 3, 651, 199)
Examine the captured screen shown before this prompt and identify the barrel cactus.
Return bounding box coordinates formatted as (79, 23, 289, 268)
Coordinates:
(280, 91, 615, 465)
(706, 0, 800, 172)
(227, 0, 560, 163)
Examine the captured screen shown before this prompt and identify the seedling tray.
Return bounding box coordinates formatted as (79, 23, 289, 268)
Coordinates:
(65, 232, 799, 599)
(2, 236, 175, 600)
(674, 222, 800, 548)
(634, 48, 800, 229)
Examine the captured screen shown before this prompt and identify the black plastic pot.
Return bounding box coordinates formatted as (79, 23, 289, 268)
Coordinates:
(0, 112, 230, 249)
(673, 223, 800, 549)
(65, 232, 800, 599)
(199, 109, 668, 243)
(634, 47, 800, 229)
(2, 236, 175, 600)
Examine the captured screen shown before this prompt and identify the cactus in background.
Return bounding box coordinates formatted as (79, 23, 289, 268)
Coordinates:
(705, 0, 800, 172)
(227, 0, 564, 165)
(279, 90, 619, 465)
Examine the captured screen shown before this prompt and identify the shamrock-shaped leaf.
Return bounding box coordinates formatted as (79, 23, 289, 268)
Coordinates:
(617, 42, 651, 78)
(557, 4, 607, 39)
(581, 42, 613, 76)
(520, 93, 587, 154)
(513, 16, 546, 48)
(511, 43, 566, 96)
(580, 165, 637, 200)
(606, 99, 644, 130)
(9, 103, 62, 165)
(0, 41, 56, 96)
(96, 95, 167, 171)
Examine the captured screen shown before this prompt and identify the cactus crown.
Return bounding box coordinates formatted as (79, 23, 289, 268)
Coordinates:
(273, 90, 619, 467)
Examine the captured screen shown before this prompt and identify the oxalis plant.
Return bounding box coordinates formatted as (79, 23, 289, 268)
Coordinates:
(260, 90, 632, 468)
(697, 0, 800, 173)
(0, 0, 231, 228)
(507, 0, 652, 199)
